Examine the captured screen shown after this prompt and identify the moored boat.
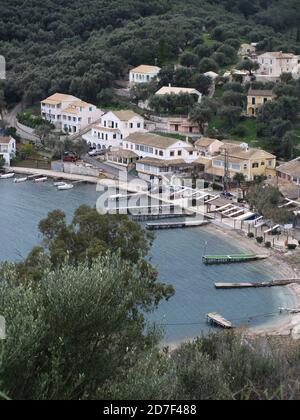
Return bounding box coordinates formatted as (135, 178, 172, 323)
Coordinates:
(0, 173, 15, 179)
(34, 177, 48, 183)
(14, 177, 28, 183)
(53, 181, 66, 187)
(57, 183, 74, 190)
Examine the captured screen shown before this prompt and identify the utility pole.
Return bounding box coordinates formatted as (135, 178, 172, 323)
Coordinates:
(223, 147, 230, 192)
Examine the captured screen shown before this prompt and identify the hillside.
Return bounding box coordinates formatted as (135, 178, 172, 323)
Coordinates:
(0, 0, 299, 105)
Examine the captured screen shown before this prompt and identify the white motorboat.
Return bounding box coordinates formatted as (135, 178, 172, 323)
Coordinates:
(53, 181, 66, 187)
(0, 173, 15, 179)
(14, 177, 28, 183)
(57, 183, 74, 190)
(34, 177, 48, 183)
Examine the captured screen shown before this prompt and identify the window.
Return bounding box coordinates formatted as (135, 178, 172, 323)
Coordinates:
(231, 163, 241, 171)
(252, 162, 259, 168)
(178, 150, 182, 156)
(252, 97, 256, 105)
(268, 160, 272, 167)
(261, 161, 265, 166)
(213, 160, 224, 167)
(170, 151, 175, 157)
(159, 151, 164, 157)
(137, 123, 141, 128)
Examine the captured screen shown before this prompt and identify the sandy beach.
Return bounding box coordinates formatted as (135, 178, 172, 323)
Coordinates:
(164, 221, 300, 350)
(205, 222, 300, 340)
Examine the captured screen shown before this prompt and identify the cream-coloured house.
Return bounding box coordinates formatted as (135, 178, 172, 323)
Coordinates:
(41, 93, 103, 133)
(168, 118, 200, 135)
(129, 65, 161, 85)
(277, 158, 300, 186)
(123, 132, 197, 182)
(0, 136, 16, 166)
(155, 86, 202, 103)
(238, 43, 256, 58)
(83, 110, 146, 150)
(246, 89, 276, 116)
(206, 143, 276, 182)
(255, 52, 299, 81)
(194, 137, 224, 157)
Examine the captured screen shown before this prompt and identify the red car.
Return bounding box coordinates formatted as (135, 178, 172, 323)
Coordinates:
(63, 155, 78, 162)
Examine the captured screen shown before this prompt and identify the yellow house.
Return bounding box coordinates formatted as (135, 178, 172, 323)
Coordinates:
(205, 142, 276, 182)
(247, 89, 276, 117)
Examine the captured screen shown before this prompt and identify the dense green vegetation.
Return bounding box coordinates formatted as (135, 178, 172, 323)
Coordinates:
(0, 0, 300, 107)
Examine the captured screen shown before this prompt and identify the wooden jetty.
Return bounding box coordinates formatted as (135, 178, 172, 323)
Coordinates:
(146, 220, 210, 230)
(215, 279, 300, 289)
(132, 212, 195, 222)
(202, 253, 268, 265)
(207, 313, 233, 329)
(279, 307, 300, 314)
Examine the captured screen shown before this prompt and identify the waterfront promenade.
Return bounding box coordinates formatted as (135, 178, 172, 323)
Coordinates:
(10, 167, 101, 184)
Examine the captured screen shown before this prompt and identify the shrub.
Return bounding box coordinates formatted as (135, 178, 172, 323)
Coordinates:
(232, 124, 247, 137)
(287, 244, 297, 250)
(248, 232, 254, 238)
(265, 241, 271, 248)
(256, 236, 264, 244)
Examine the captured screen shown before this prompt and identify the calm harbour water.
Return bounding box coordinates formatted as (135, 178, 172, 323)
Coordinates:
(0, 178, 293, 343)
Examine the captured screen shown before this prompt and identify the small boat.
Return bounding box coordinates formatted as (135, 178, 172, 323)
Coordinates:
(34, 177, 48, 183)
(14, 177, 28, 183)
(57, 183, 74, 190)
(0, 173, 15, 179)
(53, 181, 66, 187)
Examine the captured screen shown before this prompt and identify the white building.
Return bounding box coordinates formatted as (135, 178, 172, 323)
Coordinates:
(82, 110, 146, 150)
(0, 136, 16, 166)
(41, 93, 103, 133)
(129, 65, 161, 85)
(256, 52, 299, 81)
(123, 132, 198, 183)
(155, 86, 202, 103)
(238, 43, 256, 58)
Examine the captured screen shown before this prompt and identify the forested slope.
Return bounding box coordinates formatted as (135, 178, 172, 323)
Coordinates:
(0, 0, 299, 105)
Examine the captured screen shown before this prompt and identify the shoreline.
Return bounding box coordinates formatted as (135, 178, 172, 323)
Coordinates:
(164, 221, 300, 349)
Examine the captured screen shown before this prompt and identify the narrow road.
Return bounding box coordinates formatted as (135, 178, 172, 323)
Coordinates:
(4, 102, 22, 127)
(4, 102, 39, 142)
(83, 155, 137, 181)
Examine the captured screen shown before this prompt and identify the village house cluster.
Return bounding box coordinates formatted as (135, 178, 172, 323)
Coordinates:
(33, 49, 300, 187)
(79, 102, 277, 184)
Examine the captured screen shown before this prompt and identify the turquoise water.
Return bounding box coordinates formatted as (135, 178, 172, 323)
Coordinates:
(0, 178, 293, 343)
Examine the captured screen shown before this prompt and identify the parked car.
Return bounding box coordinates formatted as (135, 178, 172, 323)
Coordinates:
(221, 192, 234, 199)
(63, 154, 78, 162)
(88, 149, 98, 156)
(88, 149, 106, 157)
